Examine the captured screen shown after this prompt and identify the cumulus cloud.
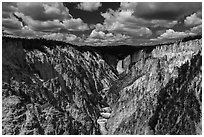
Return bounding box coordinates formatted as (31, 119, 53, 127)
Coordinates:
(120, 2, 138, 10)
(2, 2, 202, 46)
(2, 2, 18, 18)
(85, 29, 131, 46)
(14, 12, 62, 32)
(66, 34, 79, 42)
(63, 18, 89, 31)
(77, 2, 102, 11)
(2, 17, 22, 30)
(16, 13, 89, 32)
(100, 5, 179, 39)
(42, 33, 79, 42)
(156, 29, 195, 40)
(2, 2, 90, 46)
(3, 26, 42, 38)
(17, 2, 71, 21)
(150, 20, 178, 28)
(89, 29, 105, 38)
(16, 26, 39, 37)
(43, 33, 64, 41)
(190, 24, 202, 35)
(3, 2, 90, 34)
(184, 12, 202, 27)
(101, 9, 152, 37)
(183, 12, 202, 36)
(94, 23, 106, 31)
(114, 25, 152, 37)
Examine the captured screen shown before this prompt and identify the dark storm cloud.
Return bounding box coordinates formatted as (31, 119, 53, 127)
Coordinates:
(134, 2, 202, 20)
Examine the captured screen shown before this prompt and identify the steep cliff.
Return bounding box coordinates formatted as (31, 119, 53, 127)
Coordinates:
(2, 36, 202, 135)
(106, 38, 202, 135)
(2, 37, 117, 135)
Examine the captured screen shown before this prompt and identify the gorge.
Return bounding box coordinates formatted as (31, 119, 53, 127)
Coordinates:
(2, 35, 202, 135)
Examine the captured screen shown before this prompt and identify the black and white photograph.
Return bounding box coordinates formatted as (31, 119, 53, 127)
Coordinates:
(1, 1, 202, 135)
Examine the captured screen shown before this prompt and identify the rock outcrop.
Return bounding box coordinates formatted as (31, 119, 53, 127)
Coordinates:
(2, 36, 202, 135)
(2, 37, 117, 135)
(97, 106, 112, 135)
(106, 38, 202, 135)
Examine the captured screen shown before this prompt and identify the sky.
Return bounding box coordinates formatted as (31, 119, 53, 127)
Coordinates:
(2, 2, 202, 46)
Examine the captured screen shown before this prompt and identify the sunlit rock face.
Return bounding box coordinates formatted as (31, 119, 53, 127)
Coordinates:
(116, 60, 124, 74)
(116, 55, 131, 74)
(2, 37, 117, 135)
(106, 38, 202, 135)
(2, 36, 202, 135)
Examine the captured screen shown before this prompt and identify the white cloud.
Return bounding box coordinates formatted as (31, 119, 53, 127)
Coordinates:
(89, 29, 105, 38)
(77, 2, 102, 12)
(13, 11, 89, 32)
(94, 23, 106, 31)
(63, 18, 89, 31)
(42, 33, 80, 42)
(17, 2, 71, 21)
(3, 2, 90, 32)
(102, 9, 134, 22)
(106, 33, 114, 37)
(151, 20, 178, 28)
(2, 17, 22, 30)
(184, 12, 202, 26)
(2, 2, 201, 46)
(17, 26, 39, 37)
(190, 24, 202, 35)
(2, 2, 89, 44)
(157, 29, 194, 40)
(85, 29, 131, 46)
(100, 7, 178, 40)
(66, 34, 78, 42)
(4, 26, 43, 38)
(43, 33, 64, 41)
(113, 24, 152, 37)
(15, 12, 63, 31)
(2, 2, 18, 18)
(120, 2, 138, 10)
(101, 9, 152, 37)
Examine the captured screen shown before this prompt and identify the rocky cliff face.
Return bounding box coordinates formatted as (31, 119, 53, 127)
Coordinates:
(2, 36, 202, 135)
(2, 37, 117, 135)
(106, 38, 202, 135)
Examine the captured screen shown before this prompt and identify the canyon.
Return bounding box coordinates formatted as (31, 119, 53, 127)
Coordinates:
(2, 35, 202, 135)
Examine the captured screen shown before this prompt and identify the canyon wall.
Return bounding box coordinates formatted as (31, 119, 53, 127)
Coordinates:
(106, 38, 202, 135)
(2, 37, 117, 135)
(2, 37, 202, 135)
